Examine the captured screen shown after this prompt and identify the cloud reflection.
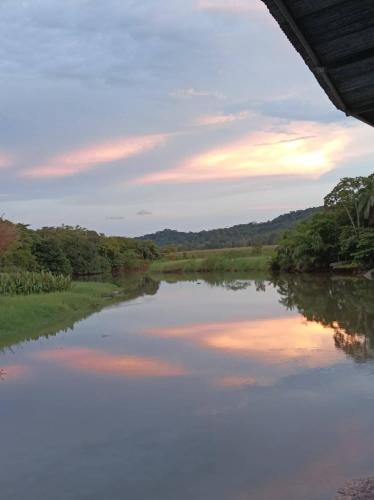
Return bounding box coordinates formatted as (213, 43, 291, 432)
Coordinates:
(36, 348, 185, 378)
(146, 316, 342, 367)
(0, 364, 28, 381)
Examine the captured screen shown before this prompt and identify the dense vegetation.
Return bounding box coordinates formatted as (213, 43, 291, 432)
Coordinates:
(272, 174, 374, 272)
(150, 246, 275, 273)
(137, 207, 321, 249)
(0, 271, 71, 296)
(0, 222, 160, 277)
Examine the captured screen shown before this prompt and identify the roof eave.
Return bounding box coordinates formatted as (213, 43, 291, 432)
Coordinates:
(261, 0, 373, 126)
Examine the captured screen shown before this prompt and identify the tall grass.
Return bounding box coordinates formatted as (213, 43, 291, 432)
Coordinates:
(150, 254, 272, 273)
(163, 245, 276, 261)
(0, 271, 71, 296)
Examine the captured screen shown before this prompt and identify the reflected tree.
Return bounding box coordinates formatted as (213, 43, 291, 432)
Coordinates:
(271, 274, 374, 363)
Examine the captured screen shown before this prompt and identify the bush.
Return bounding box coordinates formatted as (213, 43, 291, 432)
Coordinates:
(0, 271, 71, 296)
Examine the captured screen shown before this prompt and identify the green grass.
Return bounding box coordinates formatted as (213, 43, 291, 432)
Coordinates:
(149, 250, 274, 274)
(0, 281, 122, 349)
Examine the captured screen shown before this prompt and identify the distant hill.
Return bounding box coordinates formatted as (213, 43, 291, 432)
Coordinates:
(136, 207, 322, 249)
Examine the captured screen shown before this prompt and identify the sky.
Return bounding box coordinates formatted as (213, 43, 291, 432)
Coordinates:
(1, 0, 373, 236)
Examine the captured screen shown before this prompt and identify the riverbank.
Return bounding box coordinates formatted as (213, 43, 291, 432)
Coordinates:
(149, 247, 275, 274)
(0, 281, 122, 349)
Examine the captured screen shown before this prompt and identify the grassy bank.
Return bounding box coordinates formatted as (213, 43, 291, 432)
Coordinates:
(0, 281, 122, 349)
(150, 247, 275, 274)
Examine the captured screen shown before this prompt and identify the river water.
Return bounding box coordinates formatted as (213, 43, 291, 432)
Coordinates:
(1, 274, 374, 500)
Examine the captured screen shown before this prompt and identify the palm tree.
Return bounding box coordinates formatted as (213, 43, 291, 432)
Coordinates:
(358, 175, 374, 227)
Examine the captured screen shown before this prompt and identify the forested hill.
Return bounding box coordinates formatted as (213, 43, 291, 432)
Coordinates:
(137, 207, 322, 249)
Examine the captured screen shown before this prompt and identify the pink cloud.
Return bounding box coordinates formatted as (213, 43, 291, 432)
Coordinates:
(0, 153, 12, 169)
(24, 134, 168, 178)
(133, 122, 350, 185)
(196, 111, 249, 126)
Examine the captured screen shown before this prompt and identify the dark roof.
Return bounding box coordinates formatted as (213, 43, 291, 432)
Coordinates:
(261, 0, 374, 127)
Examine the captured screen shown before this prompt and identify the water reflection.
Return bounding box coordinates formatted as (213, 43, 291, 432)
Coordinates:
(0, 364, 28, 381)
(1, 273, 374, 500)
(272, 275, 374, 363)
(35, 347, 185, 378)
(147, 317, 340, 366)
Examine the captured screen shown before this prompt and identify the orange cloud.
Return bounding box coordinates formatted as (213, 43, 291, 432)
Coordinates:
(25, 134, 168, 178)
(35, 347, 185, 378)
(197, 0, 265, 12)
(133, 122, 349, 184)
(196, 111, 249, 126)
(146, 316, 341, 368)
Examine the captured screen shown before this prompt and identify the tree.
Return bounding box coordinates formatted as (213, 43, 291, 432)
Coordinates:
(0, 218, 18, 255)
(0, 223, 39, 271)
(272, 211, 340, 272)
(324, 176, 367, 234)
(274, 174, 374, 272)
(358, 174, 374, 227)
(33, 237, 72, 275)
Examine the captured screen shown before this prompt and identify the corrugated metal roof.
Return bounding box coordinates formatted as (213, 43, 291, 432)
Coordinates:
(262, 0, 374, 127)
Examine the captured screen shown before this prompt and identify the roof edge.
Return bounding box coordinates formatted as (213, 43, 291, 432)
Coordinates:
(261, 0, 354, 118)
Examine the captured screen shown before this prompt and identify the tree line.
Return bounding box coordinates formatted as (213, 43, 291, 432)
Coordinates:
(0, 221, 160, 276)
(272, 174, 374, 272)
(136, 207, 321, 250)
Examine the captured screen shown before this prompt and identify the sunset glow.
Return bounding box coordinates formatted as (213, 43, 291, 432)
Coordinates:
(134, 123, 349, 185)
(1, 0, 372, 241)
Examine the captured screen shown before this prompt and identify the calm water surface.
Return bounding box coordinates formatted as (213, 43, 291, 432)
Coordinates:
(1, 274, 374, 500)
